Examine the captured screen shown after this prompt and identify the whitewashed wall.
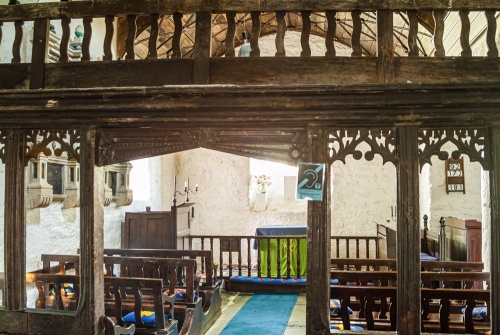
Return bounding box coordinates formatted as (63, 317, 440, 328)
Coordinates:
(427, 155, 482, 232)
(332, 155, 397, 236)
(419, 164, 432, 229)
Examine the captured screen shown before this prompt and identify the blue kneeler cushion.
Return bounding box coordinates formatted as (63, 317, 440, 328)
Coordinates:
(462, 306, 488, 321)
(123, 311, 159, 325)
(330, 324, 364, 331)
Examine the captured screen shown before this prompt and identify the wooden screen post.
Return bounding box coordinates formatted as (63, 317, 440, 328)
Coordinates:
(306, 127, 331, 334)
(376, 9, 394, 83)
(77, 128, 104, 334)
(490, 126, 500, 335)
(4, 130, 26, 312)
(194, 11, 212, 84)
(396, 125, 421, 335)
(30, 18, 49, 89)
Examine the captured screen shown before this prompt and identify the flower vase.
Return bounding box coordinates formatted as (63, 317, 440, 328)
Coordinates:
(255, 192, 266, 211)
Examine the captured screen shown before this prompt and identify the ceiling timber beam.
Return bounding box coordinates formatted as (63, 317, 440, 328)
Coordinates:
(1, 0, 499, 21)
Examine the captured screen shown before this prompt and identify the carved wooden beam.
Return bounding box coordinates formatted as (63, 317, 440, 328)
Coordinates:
(0, 84, 499, 127)
(1, 0, 499, 21)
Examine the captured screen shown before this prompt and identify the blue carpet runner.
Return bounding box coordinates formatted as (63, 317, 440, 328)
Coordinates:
(220, 292, 298, 335)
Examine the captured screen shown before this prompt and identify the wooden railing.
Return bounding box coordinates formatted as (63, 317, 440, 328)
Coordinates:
(0, 1, 499, 89)
(184, 235, 378, 279)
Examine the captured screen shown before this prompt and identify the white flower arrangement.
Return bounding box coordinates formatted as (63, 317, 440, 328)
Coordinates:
(254, 174, 272, 193)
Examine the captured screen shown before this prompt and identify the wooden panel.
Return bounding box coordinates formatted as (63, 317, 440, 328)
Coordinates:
(123, 211, 175, 249)
(0, 311, 27, 334)
(395, 58, 500, 83)
(2, 0, 500, 21)
(210, 57, 377, 85)
(44, 59, 193, 89)
(28, 313, 76, 335)
(0, 64, 29, 90)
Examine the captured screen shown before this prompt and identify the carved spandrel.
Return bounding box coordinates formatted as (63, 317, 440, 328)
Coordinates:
(418, 128, 489, 171)
(328, 129, 397, 166)
(201, 128, 308, 166)
(97, 128, 201, 166)
(25, 129, 81, 165)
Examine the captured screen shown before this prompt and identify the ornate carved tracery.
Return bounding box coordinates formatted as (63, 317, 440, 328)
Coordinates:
(418, 128, 490, 170)
(25, 129, 81, 164)
(327, 129, 397, 166)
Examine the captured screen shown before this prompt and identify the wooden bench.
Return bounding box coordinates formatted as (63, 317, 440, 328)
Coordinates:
(103, 249, 216, 287)
(329, 270, 490, 333)
(40, 252, 221, 335)
(331, 257, 483, 271)
(25, 273, 178, 335)
(102, 248, 222, 334)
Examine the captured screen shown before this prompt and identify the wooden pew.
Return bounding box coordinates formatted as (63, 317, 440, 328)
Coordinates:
(40, 252, 221, 335)
(329, 270, 490, 333)
(102, 248, 222, 334)
(331, 258, 484, 272)
(25, 273, 178, 335)
(103, 249, 216, 287)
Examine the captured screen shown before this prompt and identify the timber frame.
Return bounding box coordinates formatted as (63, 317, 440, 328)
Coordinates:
(0, 1, 500, 335)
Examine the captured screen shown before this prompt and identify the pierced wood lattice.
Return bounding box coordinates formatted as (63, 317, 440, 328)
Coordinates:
(25, 129, 81, 165)
(418, 128, 490, 171)
(328, 129, 397, 166)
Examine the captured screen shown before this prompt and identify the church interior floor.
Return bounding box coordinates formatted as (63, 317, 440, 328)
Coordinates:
(204, 290, 307, 335)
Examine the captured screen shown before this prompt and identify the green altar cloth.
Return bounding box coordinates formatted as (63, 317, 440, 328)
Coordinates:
(254, 225, 308, 277)
(259, 238, 307, 277)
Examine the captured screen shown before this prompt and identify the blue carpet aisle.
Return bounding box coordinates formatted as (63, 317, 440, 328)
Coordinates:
(220, 293, 298, 335)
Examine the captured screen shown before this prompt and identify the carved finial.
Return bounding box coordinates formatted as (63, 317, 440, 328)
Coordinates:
(423, 214, 428, 231)
(439, 216, 446, 227)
